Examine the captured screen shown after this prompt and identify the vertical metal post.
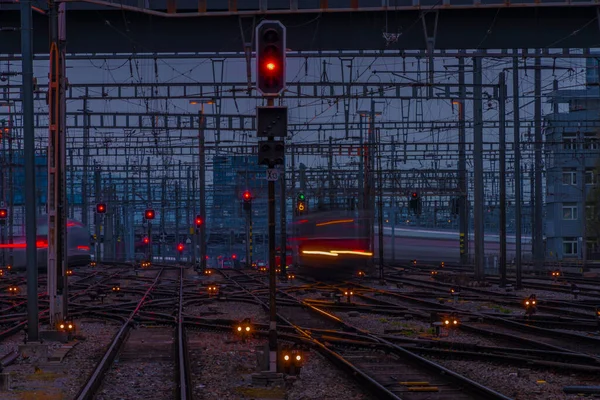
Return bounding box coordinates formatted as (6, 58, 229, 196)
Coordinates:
(377, 132, 384, 281)
(580, 128, 588, 267)
(48, 0, 68, 324)
(147, 157, 152, 261)
(176, 183, 181, 263)
(68, 149, 74, 219)
(472, 56, 485, 280)
(513, 51, 523, 289)
(328, 137, 334, 206)
(124, 158, 130, 262)
(105, 178, 113, 261)
(160, 176, 166, 260)
(369, 100, 376, 257)
(82, 97, 89, 226)
(533, 53, 544, 272)
(21, 0, 39, 341)
(177, 162, 181, 262)
(199, 108, 207, 271)
(498, 72, 507, 286)
(280, 155, 287, 279)
(8, 125, 14, 268)
(266, 97, 277, 373)
(458, 53, 469, 265)
(94, 166, 101, 263)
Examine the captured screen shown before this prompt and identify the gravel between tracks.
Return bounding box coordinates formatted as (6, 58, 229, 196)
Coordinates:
(0, 320, 120, 399)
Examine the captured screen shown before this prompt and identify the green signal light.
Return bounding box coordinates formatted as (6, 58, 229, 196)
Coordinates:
(297, 193, 305, 201)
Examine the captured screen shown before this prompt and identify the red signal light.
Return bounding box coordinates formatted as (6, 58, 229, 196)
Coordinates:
(232, 254, 237, 259)
(0, 209, 6, 219)
(195, 215, 203, 226)
(143, 237, 149, 244)
(242, 191, 252, 201)
(265, 61, 276, 71)
(145, 209, 155, 220)
(177, 243, 184, 252)
(96, 203, 106, 214)
(411, 192, 418, 198)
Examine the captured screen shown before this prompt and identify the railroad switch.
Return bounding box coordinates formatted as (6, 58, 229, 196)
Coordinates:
(206, 285, 219, 296)
(279, 344, 305, 375)
(524, 294, 537, 316)
(344, 289, 354, 303)
(57, 319, 76, 335)
(234, 318, 253, 342)
(112, 284, 124, 297)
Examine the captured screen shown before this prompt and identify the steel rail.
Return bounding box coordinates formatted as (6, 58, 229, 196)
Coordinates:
(75, 268, 165, 400)
(177, 266, 193, 400)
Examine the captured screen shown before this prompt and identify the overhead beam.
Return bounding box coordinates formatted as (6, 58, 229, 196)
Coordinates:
(0, 8, 598, 53)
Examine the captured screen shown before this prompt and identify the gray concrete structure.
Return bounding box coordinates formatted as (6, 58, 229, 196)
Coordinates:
(545, 57, 600, 262)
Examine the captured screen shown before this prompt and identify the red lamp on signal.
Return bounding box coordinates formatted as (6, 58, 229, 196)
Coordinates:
(143, 237, 149, 244)
(177, 243, 184, 252)
(0, 209, 7, 219)
(242, 191, 252, 201)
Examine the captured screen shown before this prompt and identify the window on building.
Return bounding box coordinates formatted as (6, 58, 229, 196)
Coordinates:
(562, 203, 578, 220)
(563, 133, 577, 150)
(562, 169, 577, 185)
(585, 169, 598, 185)
(584, 133, 599, 150)
(587, 204, 597, 221)
(563, 237, 578, 256)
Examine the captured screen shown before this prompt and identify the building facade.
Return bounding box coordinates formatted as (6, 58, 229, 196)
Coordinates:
(545, 57, 600, 261)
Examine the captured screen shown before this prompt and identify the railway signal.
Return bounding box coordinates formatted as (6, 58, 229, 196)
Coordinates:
(256, 20, 286, 96)
(0, 208, 7, 220)
(195, 215, 203, 227)
(296, 192, 306, 215)
(242, 190, 252, 211)
(409, 192, 422, 215)
(177, 243, 184, 252)
(144, 209, 155, 220)
(143, 237, 149, 244)
(95, 203, 106, 214)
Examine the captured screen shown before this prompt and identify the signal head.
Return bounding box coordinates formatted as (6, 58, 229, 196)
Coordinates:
(96, 203, 106, 214)
(297, 193, 305, 201)
(0, 208, 6, 219)
(195, 215, 203, 226)
(411, 192, 418, 198)
(242, 191, 252, 202)
(177, 243, 184, 252)
(145, 209, 155, 220)
(256, 21, 286, 96)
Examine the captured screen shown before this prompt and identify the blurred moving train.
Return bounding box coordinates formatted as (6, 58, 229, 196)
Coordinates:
(0, 216, 92, 270)
(290, 210, 374, 277)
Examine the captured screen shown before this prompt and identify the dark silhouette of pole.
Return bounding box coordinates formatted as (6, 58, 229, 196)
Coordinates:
(21, 0, 39, 341)
(498, 72, 507, 287)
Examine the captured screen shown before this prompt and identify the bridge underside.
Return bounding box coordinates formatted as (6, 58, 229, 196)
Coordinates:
(0, 6, 598, 54)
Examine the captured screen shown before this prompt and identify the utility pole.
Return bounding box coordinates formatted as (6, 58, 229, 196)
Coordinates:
(580, 127, 588, 268)
(47, 0, 68, 325)
(21, 0, 39, 341)
(513, 51, 523, 289)
(377, 131, 385, 281)
(105, 177, 114, 261)
(279, 160, 287, 279)
(533, 52, 544, 272)
(458, 53, 469, 266)
(147, 157, 152, 262)
(82, 97, 89, 226)
(498, 72, 508, 287)
(94, 166, 102, 263)
(197, 104, 209, 271)
(160, 176, 166, 260)
(473, 56, 485, 280)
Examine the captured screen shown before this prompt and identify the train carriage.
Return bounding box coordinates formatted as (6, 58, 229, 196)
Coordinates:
(0, 215, 91, 270)
(292, 209, 373, 278)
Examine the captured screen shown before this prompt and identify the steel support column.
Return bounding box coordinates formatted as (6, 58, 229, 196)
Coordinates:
(21, 0, 39, 341)
(472, 56, 485, 280)
(513, 52, 523, 289)
(498, 72, 507, 286)
(458, 53, 469, 266)
(47, 0, 68, 324)
(533, 52, 544, 271)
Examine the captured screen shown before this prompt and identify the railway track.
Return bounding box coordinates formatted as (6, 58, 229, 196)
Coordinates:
(75, 267, 193, 400)
(219, 269, 510, 400)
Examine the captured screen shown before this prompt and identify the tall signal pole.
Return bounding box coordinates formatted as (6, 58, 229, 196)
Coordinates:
(256, 20, 287, 374)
